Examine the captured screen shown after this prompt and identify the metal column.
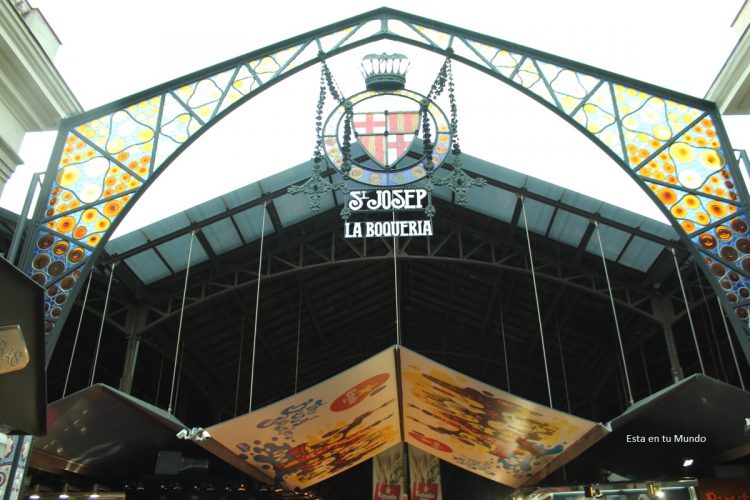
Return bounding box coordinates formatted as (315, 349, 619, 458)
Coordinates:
(119, 307, 147, 394)
(650, 294, 684, 383)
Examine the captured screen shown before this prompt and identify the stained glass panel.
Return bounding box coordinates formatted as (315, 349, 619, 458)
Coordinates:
(22, 10, 750, 347)
(413, 24, 452, 49)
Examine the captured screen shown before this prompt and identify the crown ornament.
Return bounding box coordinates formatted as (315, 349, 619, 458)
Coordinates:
(361, 53, 410, 91)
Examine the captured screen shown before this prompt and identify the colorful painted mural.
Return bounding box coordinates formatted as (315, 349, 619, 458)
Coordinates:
(207, 347, 606, 488)
(400, 348, 603, 487)
(207, 348, 401, 489)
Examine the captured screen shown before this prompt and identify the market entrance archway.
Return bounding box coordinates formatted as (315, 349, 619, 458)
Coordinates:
(18, 7, 750, 363)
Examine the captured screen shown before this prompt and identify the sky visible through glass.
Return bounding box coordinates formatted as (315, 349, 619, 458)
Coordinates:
(2, 0, 748, 239)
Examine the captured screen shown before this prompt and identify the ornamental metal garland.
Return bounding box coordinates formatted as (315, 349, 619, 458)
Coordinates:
(289, 53, 485, 220)
(288, 61, 351, 215)
(16, 7, 750, 364)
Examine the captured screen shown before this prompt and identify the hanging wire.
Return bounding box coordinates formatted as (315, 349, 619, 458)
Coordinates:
(294, 292, 303, 394)
(593, 220, 634, 406)
(717, 296, 746, 390)
(693, 260, 727, 379)
(393, 211, 402, 348)
(555, 314, 572, 414)
(498, 303, 510, 393)
(640, 343, 652, 395)
(89, 262, 116, 386)
(670, 247, 705, 374)
(248, 202, 268, 413)
(63, 269, 94, 397)
(520, 196, 553, 408)
(173, 341, 185, 414)
(615, 360, 626, 411)
(234, 316, 246, 417)
(155, 356, 164, 405)
(168, 231, 195, 414)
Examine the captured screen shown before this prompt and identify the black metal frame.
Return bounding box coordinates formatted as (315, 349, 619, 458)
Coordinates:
(16, 7, 750, 365)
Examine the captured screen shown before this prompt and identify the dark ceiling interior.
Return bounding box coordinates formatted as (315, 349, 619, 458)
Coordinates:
(2, 172, 749, 498)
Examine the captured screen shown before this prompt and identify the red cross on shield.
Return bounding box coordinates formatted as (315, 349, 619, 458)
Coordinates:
(353, 111, 420, 167)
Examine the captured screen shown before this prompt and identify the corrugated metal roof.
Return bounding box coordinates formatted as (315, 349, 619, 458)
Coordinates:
(202, 218, 244, 254)
(105, 154, 680, 285)
(547, 211, 590, 248)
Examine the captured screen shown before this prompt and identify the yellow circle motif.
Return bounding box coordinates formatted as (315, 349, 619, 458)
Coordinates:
(56, 166, 81, 187)
(95, 218, 110, 231)
(683, 195, 700, 209)
(82, 209, 98, 223)
(671, 205, 686, 218)
(700, 150, 724, 170)
(669, 143, 695, 164)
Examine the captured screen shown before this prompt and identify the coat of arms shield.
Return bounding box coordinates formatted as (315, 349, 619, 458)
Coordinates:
(353, 111, 420, 167)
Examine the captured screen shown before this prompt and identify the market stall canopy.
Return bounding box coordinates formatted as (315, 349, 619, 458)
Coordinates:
(32, 384, 190, 480)
(580, 374, 750, 479)
(203, 347, 607, 489)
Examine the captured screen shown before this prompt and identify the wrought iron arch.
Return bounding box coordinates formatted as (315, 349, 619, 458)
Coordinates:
(19, 7, 750, 364)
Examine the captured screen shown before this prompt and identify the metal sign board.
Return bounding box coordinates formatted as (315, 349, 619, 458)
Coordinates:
(0, 325, 29, 375)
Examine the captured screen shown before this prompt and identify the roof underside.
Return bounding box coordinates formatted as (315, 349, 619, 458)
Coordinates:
(103, 153, 678, 287)
(16, 154, 748, 497)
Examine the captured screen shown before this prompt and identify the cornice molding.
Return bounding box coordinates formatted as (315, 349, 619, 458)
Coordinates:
(0, 1, 81, 131)
(706, 7, 750, 114)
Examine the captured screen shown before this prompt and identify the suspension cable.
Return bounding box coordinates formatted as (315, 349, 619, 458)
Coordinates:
(693, 259, 726, 379)
(499, 302, 510, 393)
(234, 316, 246, 417)
(155, 356, 164, 405)
(64, 269, 93, 396)
(640, 344, 652, 395)
(393, 212, 401, 348)
(173, 341, 185, 413)
(718, 296, 745, 390)
(294, 292, 303, 394)
(168, 231, 195, 414)
(89, 262, 116, 386)
(555, 314, 572, 414)
(248, 202, 268, 412)
(520, 196, 553, 408)
(594, 220, 634, 405)
(670, 247, 705, 374)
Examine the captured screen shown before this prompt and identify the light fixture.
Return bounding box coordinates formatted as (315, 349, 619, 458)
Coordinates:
(176, 427, 210, 441)
(89, 483, 100, 499)
(29, 485, 40, 500)
(683, 458, 694, 467)
(647, 482, 662, 498)
(59, 484, 70, 499)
